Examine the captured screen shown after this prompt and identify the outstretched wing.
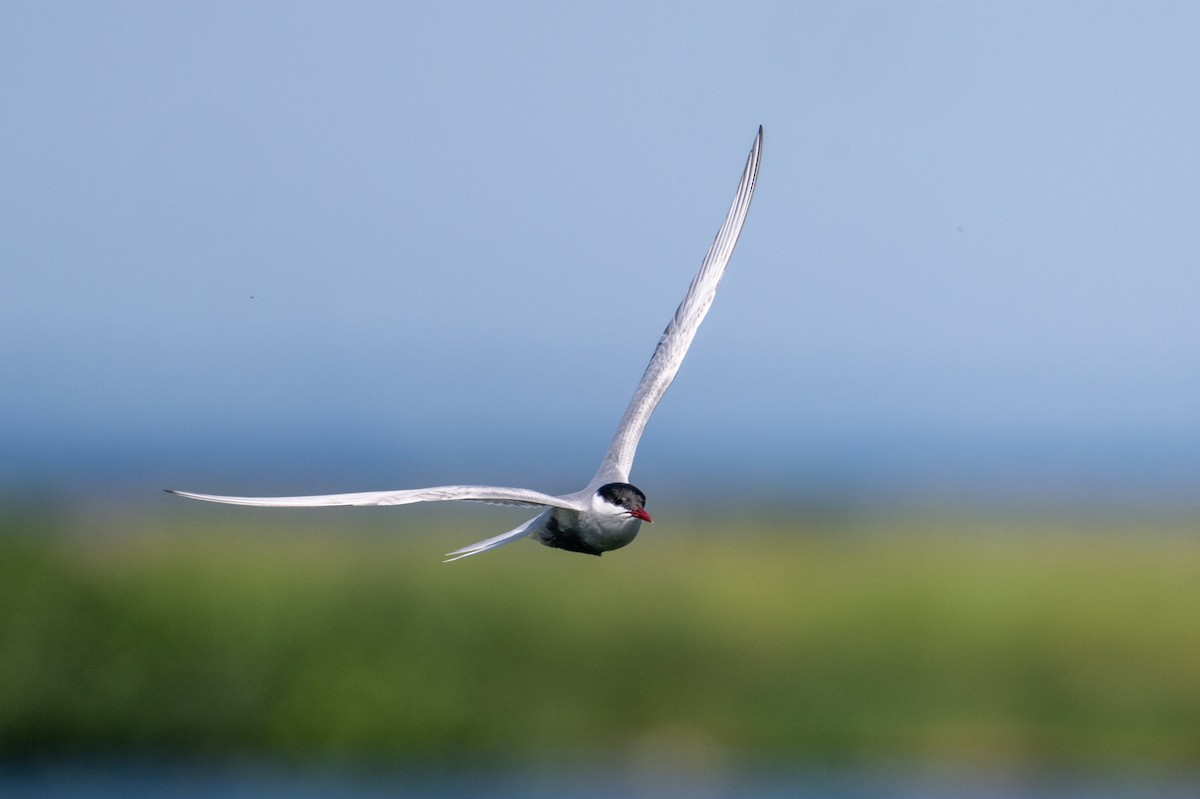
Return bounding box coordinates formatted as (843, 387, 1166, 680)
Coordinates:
(591, 126, 762, 486)
(166, 485, 581, 511)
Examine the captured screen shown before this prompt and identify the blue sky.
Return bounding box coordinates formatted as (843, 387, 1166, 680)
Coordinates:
(3, 3, 1199, 506)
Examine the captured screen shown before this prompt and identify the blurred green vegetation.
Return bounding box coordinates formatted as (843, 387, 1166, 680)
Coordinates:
(1, 506, 1199, 769)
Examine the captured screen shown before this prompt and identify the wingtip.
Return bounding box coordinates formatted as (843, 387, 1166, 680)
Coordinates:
(747, 126, 763, 165)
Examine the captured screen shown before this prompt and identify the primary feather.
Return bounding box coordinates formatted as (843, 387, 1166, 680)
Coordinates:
(590, 126, 762, 486)
(166, 485, 581, 511)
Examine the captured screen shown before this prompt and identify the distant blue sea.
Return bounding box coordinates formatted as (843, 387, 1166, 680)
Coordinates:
(4, 426, 1198, 515)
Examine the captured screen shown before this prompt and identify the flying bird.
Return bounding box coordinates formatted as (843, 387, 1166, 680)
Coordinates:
(169, 127, 762, 561)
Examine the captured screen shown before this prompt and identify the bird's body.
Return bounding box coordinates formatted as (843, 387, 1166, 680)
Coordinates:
(535, 482, 649, 556)
(170, 127, 762, 560)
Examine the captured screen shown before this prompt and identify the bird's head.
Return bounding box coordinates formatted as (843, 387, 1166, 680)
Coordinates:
(595, 482, 652, 523)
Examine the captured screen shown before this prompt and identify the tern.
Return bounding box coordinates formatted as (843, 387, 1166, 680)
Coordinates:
(169, 126, 762, 561)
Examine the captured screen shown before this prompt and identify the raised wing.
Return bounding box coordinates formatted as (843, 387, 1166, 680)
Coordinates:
(591, 126, 762, 486)
(166, 484, 582, 511)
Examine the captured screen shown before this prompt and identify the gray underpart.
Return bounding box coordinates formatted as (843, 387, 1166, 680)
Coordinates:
(537, 511, 604, 556)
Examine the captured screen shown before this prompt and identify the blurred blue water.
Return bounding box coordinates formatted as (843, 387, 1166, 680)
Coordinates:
(6, 425, 1198, 516)
(1, 763, 1197, 799)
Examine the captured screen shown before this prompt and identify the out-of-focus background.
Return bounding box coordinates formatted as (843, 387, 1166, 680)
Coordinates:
(2, 2, 1198, 797)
